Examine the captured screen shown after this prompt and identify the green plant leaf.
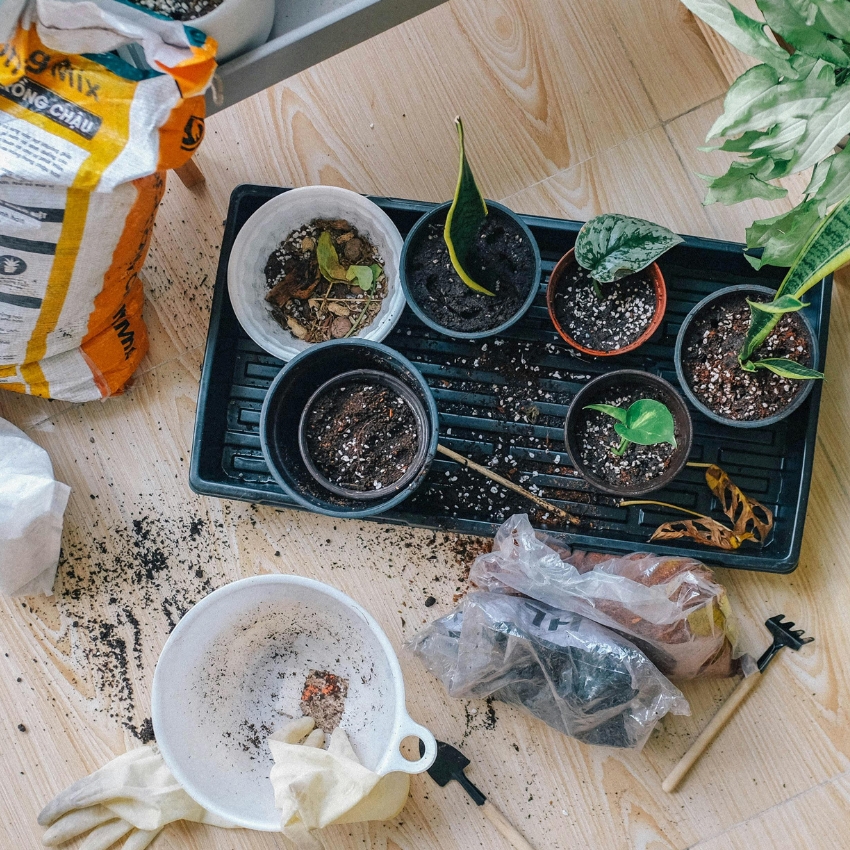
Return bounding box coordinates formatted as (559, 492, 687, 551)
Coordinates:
(346, 264, 374, 290)
(444, 117, 493, 296)
(613, 399, 677, 448)
(574, 214, 683, 284)
(750, 357, 824, 379)
(744, 200, 824, 269)
(584, 403, 628, 423)
(810, 0, 850, 39)
(317, 231, 348, 282)
(755, 0, 850, 65)
(678, 0, 799, 77)
(370, 263, 383, 281)
(701, 160, 789, 205)
(748, 294, 809, 313)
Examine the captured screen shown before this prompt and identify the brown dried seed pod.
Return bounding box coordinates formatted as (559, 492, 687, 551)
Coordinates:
(330, 317, 352, 338)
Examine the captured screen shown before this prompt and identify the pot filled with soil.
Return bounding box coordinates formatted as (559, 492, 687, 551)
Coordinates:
(565, 370, 692, 497)
(674, 284, 820, 428)
(229, 186, 406, 362)
(260, 340, 438, 518)
(298, 370, 430, 500)
(400, 199, 541, 339)
(125, 0, 275, 61)
(547, 249, 666, 356)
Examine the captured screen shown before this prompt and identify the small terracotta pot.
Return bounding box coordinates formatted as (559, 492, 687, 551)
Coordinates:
(546, 249, 667, 357)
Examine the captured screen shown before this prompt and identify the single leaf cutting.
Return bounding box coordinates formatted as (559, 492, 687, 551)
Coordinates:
(585, 398, 676, 457)
(317, 231, 348, 282)
(444, 117, 494, 296)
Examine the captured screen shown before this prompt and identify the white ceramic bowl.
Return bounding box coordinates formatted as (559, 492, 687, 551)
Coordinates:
(193, 0, 275, 62)
(228, 186, 406, 362)
(151, 575, 436, 831)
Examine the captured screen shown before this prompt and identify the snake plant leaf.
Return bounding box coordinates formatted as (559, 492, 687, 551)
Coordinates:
(614, 399, 677, 448)
(317, 231, 348, 282)
(679, 0, 799, 77)
(574, 214, 683, 284)
(584, 403, 628, 423)
(444, 117, 493, 296)
(750, 358, 824, 379)
(346, 264, 374, 290)
(755, 0, 850, 65)
(748, 294, 809, 313)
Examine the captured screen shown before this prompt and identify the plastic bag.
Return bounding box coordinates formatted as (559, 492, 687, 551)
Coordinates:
(406, 592, 688, 749)
(469, 514, 750, 680)
(0, 0, 216, 401)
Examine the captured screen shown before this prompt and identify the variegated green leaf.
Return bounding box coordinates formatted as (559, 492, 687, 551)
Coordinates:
(574, 214, 683, 284)
(679, 0, 799, 77)
(755, 0, 850, 64)
(750, 358, 824, 379)
(702, 160, 789, 205)
(744, 200, 823, 269)
(615, 399, 677, 448)
(748, 294, 809, 313)
(810, 0, 850, 38)
(444, 117, 493, 296)
(584, 403, 628, 423)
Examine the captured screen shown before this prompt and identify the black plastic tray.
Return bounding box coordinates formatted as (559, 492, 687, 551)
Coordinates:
(190, 185, 832, 573)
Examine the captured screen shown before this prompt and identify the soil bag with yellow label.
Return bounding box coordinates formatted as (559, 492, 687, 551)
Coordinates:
(0, 0, 216, 401)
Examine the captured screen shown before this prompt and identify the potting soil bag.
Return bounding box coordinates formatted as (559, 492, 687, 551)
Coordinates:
(0, 0, 216, 401)
(406, 591, 688, 750)
(468, 514, 752, 680)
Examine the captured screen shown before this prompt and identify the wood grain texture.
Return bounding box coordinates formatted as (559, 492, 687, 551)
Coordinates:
(1, 1, 849, 849)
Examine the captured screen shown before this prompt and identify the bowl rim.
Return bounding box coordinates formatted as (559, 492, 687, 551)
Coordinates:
(227, 185, 405, 362)
(398, 200, 542, 340)
(151, 574, 436, 831)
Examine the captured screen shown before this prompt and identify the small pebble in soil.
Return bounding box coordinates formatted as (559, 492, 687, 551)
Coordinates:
(424, 596, 437, 607)
(575, 389, 675, 488)
(124, 0, 223, 20)
(682, 292, 812, 421)
(17, 723, 26, 732)
(554, 266, 656, 351)
(305, 381, 419, 491)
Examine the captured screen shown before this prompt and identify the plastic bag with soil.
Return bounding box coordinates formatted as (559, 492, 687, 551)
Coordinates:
(406, 591, 688, 749)
(469, 514, 753, 680)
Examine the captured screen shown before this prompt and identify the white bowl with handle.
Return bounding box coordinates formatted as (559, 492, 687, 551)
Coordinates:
(151, 574, 436, 831)
(228, 186, 406, 362)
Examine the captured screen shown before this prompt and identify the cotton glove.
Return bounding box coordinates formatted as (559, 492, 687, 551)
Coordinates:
(37, 744, 236, 850)
(270, 718, 409, 848)
(0, 417, 70, 596)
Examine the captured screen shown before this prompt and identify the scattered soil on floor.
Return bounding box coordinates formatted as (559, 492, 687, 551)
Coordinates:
(305, 381, 420, 492)
(265, 219, 386, 343)
(553, 263, 656, 351)
(124, 0, 223, 20)
(405, 209, 536, 333)
(573, 387, 676, 489)
(681, 291, 813, 421)
(301, 670, 348, 733)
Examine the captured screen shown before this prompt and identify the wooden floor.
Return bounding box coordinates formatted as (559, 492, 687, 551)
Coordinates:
(2, 1, 849, 848)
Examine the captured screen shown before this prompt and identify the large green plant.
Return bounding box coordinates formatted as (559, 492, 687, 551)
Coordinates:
(681, 0, 850, 270)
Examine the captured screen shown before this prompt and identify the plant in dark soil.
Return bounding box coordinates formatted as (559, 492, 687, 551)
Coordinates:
(584, 398, 676, 457)
(265, 219, 386, 343)
(574, 214, 682, 298)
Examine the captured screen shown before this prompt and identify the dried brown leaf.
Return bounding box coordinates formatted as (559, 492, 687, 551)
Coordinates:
(650, 518, 755, 551)
(705, 464, 773, 543)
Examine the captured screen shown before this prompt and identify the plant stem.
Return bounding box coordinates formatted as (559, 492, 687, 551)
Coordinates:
(618, 499, 706, 518)
(344, 292, 374, 338)
(686, 462, 712, 468)
(591, 278, 604, 300)
(612, 436, 630, 457)
(436, 444, 579, 526)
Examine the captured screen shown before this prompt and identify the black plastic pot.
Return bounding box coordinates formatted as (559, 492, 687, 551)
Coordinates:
(399, 200, 542, 339)
(260, 340, 439, 518)
(565, 369, 693, 497)
(674, 284, 819, 429)
(298, 369, 430, 500)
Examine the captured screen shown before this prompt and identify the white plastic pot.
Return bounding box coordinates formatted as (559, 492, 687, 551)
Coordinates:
(151, 575, 436, 831)
(192, 0, 275, 62)
(228, 186, 406, 362)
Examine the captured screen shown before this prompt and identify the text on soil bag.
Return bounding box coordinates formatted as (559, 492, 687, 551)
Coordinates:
(0, 77, 101, 139)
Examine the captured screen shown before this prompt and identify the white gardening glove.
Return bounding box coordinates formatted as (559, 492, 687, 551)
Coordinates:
(270, 718, 409, 849)
(37, 744, 236, 850)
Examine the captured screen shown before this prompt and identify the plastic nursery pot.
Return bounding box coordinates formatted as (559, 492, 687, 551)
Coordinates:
(297, 369, 431, 501)
(399, 200, 542, 340)
(191, 0, 275, 62)
(546, 249, 667, 357)
(565, 369, 693, 498)
(260, 339, 439, 518)
(674, 284, 819, 429)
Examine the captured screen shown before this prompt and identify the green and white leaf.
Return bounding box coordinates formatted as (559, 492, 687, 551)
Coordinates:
(748, 294, 809, 313)
(584, 403, 628, 423)
(755, 0, 850, 65)
(444, 117, 493, 296)
(744, 200, 823, 268)
(346, 264, 374, 290)
(749, 357, 824, 379)
(810, 0, 850, 39)
(574, 214, 683, 284)
(701, 159, 789, 205)
(317, 231, 348, 282)
(679, 0, 799, 76)
(614, 399, 677, 448)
